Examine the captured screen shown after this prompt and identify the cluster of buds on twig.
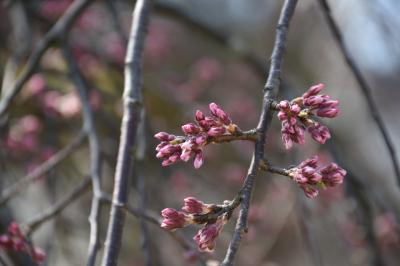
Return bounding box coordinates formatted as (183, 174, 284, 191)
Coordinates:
(161, 197, 239, 252)
(155, 103, 241, 169)
(277, 83, 340, 149)
(0, 222, 46, 263)
(287, 155, 346, 198)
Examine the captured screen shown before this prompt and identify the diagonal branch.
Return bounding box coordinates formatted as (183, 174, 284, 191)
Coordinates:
(101, 0, 153, 265)
(0, 0, 93, 117)
(317, 0, 400, 185)
(0, 130, 86, 207)
(23, 176, 91, 236)
(61, 43, 103, 266)
(221, 1, 298, 265)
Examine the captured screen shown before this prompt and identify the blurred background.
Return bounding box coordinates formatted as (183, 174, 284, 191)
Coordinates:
(1, 0, 400, 265)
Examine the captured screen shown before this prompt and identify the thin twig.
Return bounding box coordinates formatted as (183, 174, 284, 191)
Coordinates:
(317, 0, 400, 185)
(101, 0, 152, 265)
(221, 1, 298, 265)
(0, 0, 93, 117)
(22, 176, 91, 236)
(0, 131, 86, 207)
(61, 43, 103, 266)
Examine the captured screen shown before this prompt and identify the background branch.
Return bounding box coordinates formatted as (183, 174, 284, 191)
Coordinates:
(317, 0, 400, 185)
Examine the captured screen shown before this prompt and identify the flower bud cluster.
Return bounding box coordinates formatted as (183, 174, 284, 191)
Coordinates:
(161, 197, 228, 252)
(289, 155, 346, 198)
(277, 83, 340, 149)
(155, 103, 237, 169)
(0, 222, 46, 263)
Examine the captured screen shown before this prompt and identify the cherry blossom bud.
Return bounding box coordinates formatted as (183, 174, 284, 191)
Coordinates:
(156, 142, 167, 152)
(277, 111, 287, 121)
(8, 222, 22, 237)
(278, 100, 290, 110)
(195, 134, 207, 145)
(193, 152, 204, 169)
(282, 133, 293, 150)
(154, 132, 174, 141)
(209, 103, 231, 125)
(298, 155, 319, 169)
(308, 123, 331, 144)
(302, 83, 325, 99)
(195, 110, 205, 121)
(302, 186, 319, 198)
(161, 208, 187, 230)
(207, 127, 225, 137)
(162, 159, 174, 167)
(290, 104, 301, 114)
(32, 247, 46, 263)
(180, 150, 193, 162)
(303, 95, 325, 106)
(182, 123, 201, 135)
(193, 223, 223, 252)
(160, 145, 180, 156)
(316, 107, 339, 118)
(168, 153, 180, 163)
(182, 197, 205, 214)
(320, 163, 346, 187)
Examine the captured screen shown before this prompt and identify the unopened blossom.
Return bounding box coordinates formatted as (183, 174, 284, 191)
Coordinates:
(193, 222, 223, 252)
(182, 197, 209, 214)
(0, 222, 46, 263)
(289, 155, 346, 198)
(155, 103, 237, 169)
(277, 83, 340, 149)
(161, 208, 188, 230)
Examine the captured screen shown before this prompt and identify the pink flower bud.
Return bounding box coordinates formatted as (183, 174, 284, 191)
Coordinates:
(193, 223, 223, 252)
(8, 222, 22, 237)
(161, 208, 187, 230)
(277, 111, 287, 121)
(182, 123, 201, 135)
(316, 107, 339, 118)
(168, 153, 181, 163)
(302, 83, 325, 99)
(308, 123, 331, 144)
(182, 197, 205, 214)
(180, 150, 193, 162)
(301, 186, 319, 198)
(195, 134, 207, 145)
(282, 133, 293, 150)
(303, 95, 325, 106)
(156, 142, 167, 152)
(193, 152, 204, 169)
(32, 247, 46, 263)
(207, 127, 225, 137)
(195, 110, 205, 121)
(154, 132, 174, 141)
(298, 155, 319, 169)
(278, 100, 290, 110)
(290, 104, 301, 114)
(161, 159, 174, 167)
(159, 145, 180, 156)
(209, 103, 231, 125)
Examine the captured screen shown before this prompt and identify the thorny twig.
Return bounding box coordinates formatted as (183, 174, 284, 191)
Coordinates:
(317, 0, 400, 185)
(0, 0, 94, 117)
(0, 131, 86, 207)
(61, 43, 103, 266)
(101, 0, 153, 265)
(221, 1, 298, 265)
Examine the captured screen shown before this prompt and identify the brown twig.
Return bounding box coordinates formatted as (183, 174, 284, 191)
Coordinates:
(22, 176, 91, 236)
(0, 131, 86, 207)
(0, 0, 93, 117)
(317, 0, 400, 185)
(61, 43, 103, 266)
(221, 1, 298, 265)
(101, 0, 153, 265)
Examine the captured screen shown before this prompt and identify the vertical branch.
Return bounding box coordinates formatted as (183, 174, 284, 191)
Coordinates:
(61, 44, 103, 266)
(317, 0, 400, 185)
(101, 0, 152, 265)
(221, 1, 298, 265)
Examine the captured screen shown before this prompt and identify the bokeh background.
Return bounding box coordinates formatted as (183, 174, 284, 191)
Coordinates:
(1, 0, 400, 265)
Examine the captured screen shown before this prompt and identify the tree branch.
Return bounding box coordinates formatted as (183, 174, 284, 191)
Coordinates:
(61, 43, 103, 266)
(221, 1, 298, 265)
(317, 0, 400, 185)
(0, 131, 86, 207)
(22, 176, 91, 236)
(101, 0, 153, 265)
(0, 0, 93, 117)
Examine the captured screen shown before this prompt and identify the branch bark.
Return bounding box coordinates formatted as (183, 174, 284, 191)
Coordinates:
(101, 0, 153, 265)
(61, 43, 103, 266)
(221, 1, 298, 265)
(317, 0, 400, 185)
